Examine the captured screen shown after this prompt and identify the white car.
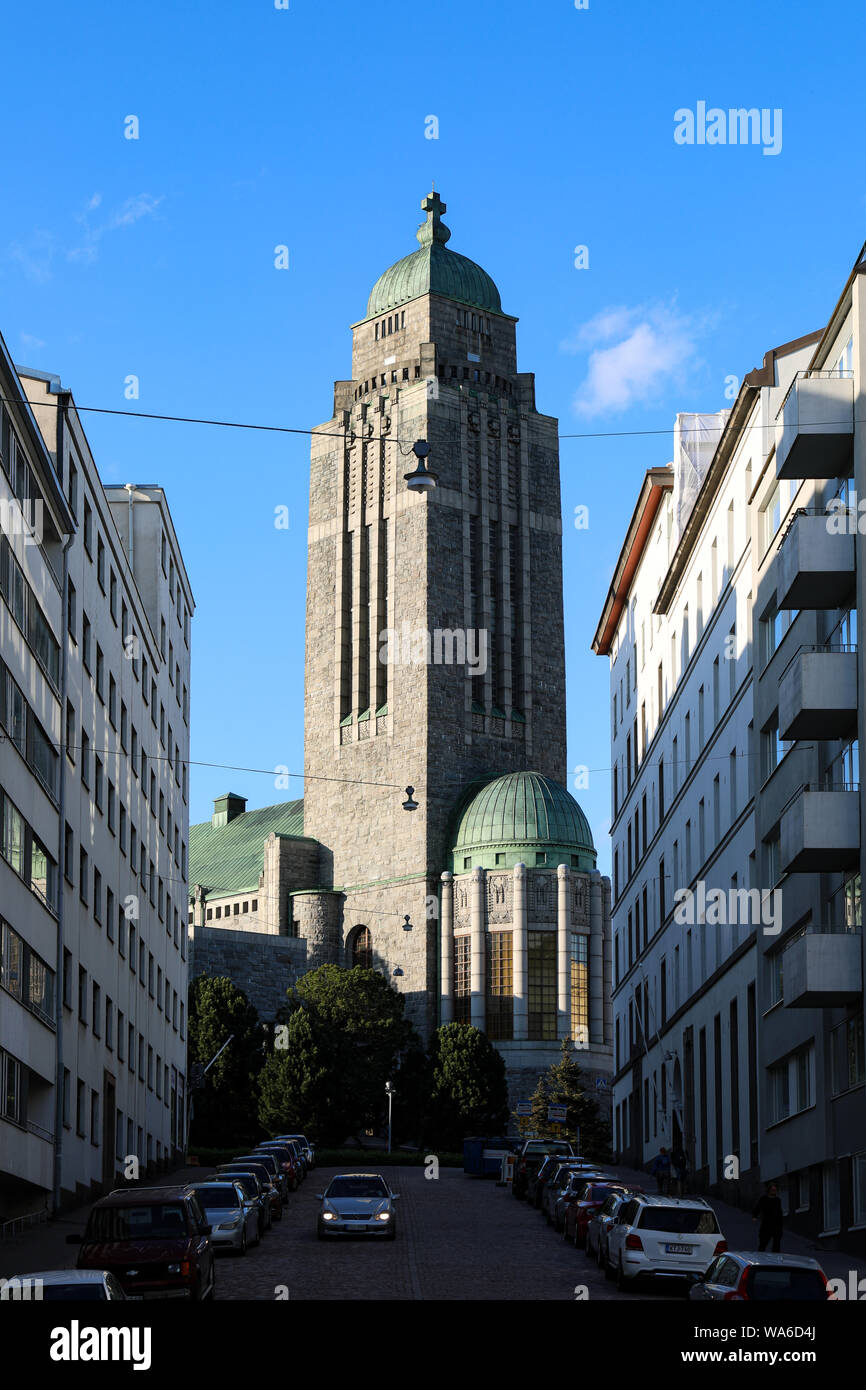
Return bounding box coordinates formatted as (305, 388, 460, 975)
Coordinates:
(1, 1269, 127, 1300)
(605, 1194, 726, 1291)
(316, 1172, 399, 1239)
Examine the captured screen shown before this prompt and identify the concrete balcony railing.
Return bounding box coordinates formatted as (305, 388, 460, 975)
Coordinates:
(779, 784, 860, 873)
(778, 644, 858, 742)
(775, 371, 854, 479)
(784, 926, 863, 1008)
(776, 509, 855, 611)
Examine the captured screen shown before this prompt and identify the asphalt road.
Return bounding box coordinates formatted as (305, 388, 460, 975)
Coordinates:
(213, 1164, 682, 1301)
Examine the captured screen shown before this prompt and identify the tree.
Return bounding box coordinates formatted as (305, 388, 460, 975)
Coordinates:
(525, 1039, 611, 1159)
(257, 1007, 339, 1144)
(426, 1023, 508, 1149)
(187, 975, 264, 1147)
(288, 964, 416, 1134)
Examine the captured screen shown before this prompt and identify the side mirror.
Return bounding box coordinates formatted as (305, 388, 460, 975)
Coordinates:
(315, 1193, 324, 1201)
(391, 1194, 401, 1201)
(65, 1233, 83, 1245)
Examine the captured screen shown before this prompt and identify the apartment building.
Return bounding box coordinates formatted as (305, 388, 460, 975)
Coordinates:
(0, 343, 194, 1217)
(750, 250, 866, 1247)
(592, 337, 822, 1216)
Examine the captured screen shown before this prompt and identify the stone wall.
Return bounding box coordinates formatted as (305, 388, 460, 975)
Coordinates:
(188, 926, 308, 1022)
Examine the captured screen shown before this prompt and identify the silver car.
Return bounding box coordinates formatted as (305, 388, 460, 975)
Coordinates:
(316, 1172, 399, 1240)
(187, 1182, 260, 1256)
(0, 1268, 127, 1300)
(277, 1133, 315, 1170)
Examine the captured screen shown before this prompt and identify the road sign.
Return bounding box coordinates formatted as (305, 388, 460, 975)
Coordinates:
(548, 1104, 567, 1123)
(516, 1102, 532, 1117)
(595, 1077, 609, 1090)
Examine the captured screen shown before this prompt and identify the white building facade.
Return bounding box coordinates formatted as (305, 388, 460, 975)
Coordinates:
(0, 346, 194, 1217)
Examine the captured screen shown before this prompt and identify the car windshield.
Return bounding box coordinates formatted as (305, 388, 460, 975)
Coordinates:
(583, 1185, 624, 1202)
(41, 1283, 108, 1301)
(747, 1268, 827, 1300)
(239, 1155, 276, 1174)
(85, 1203, 188, 1241)
(216, 1175, 256, 1198)
(637, 1207, 720, 1234)
(327, 1177, 388, 1199)
(190, 1186, 239, 1210)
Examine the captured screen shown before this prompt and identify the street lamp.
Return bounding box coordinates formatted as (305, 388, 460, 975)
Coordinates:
(404, 439, 438, 491)
(402, 785, 418, 811)
(385, 1080, 396, 1154)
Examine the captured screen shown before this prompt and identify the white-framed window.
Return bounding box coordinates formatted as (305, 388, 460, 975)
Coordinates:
(822, 1162, 840, 1233)
(853, 1153, 866, 1226)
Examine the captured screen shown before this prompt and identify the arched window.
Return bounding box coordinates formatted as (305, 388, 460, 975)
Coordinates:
(352, 926, 372, 970)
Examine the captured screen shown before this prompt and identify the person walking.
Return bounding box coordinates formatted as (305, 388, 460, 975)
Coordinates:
(670, 1143, 688, 1196)
(752, 1181, 784, 1252)
(651, 1146, 671, 1194)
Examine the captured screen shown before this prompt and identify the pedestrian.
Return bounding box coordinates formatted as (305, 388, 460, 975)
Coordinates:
(651, 1146, 671, 1194)
(670, 1143, 688, 1196)
(752, 1181, 784, 1252)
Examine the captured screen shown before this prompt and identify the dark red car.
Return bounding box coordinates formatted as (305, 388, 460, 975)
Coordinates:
(67, 1185, 216, 1300)
(564, 1182, 632, 1248)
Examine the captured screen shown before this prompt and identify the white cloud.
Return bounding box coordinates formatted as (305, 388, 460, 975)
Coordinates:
(562, 303, 701, 418)
(67, 192, 163, 262)
(19, 332, 46, 352)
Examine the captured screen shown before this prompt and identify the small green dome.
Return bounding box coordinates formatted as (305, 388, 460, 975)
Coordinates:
(450, 772, 596, 873)
(366, 190, 502, 320)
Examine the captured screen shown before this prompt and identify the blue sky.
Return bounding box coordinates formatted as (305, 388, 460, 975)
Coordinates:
(2, 0, 864, 871)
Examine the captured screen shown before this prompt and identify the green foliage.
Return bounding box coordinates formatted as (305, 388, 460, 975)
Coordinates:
(258, 1006, 344, 1145)
(285, 964, 417, 1137)
(524, 1039, 611, 1158)
(187, 976, 265, 1147)
(426, 1023, 509, 1149)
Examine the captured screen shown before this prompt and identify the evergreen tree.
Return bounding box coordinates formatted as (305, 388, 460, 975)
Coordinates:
(426, 1023, 508, 1149)
(257, 1006, 338, 1143)
(187, 975, 264, 1147)
(525, 1039, 611, 1159)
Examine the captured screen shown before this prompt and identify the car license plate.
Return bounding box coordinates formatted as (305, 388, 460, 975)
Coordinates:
(665, 1243, 693, 1255)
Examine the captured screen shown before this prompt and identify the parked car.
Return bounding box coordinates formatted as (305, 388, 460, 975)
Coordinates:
(526, 1151, 582, 1208)
(267, 1139, 306, 1180)
(66, 1185, 216, 1300)
(199, 1171, 270, 1238)
(605, 1194, 726, 1292)
(186, 1182, 260, 1255)
(233, 1152, 288, 1203)
(690, 1252, 832, 1301)
(216, 1164, 281, 1223)
(276, 1134, 315, 1170)
(254, 1143, 300, 1190)
(0, 1269, 127, 1300)
(563, 1181, 631, 1245)
(586, 1190, 632, 1267)
(316, 1172, 399, 1240)
(544, 1166, 611, 1225)
(532, 1155, 599, 1211)
(512, 1139, 574, 1200)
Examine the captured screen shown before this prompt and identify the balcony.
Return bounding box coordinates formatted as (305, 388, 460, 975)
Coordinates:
(784, 927, 863, 1008)
(778, 645, 857, 742)
(775, 371, 854, 479)
(776, 509, 855, 610)
(779, 785, 860, 873)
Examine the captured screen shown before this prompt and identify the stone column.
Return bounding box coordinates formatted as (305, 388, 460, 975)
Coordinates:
(470, 867, 486, 1032)
(557, 864, 571, 1040)
(440, 871, 454, 1024)
(512, 862, 528, 1041)
(589, 870, 604, 1046)
(294, 891, 344, 967)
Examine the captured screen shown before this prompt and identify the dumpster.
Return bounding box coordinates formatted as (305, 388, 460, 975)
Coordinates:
(463, 1136, 518, 1178)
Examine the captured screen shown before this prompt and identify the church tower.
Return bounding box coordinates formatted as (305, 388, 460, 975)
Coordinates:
(301, 193, 610, 1082)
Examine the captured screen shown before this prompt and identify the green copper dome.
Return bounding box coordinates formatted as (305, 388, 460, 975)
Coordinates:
(366, 191, 502, 319)
(450, 771, 596, 873)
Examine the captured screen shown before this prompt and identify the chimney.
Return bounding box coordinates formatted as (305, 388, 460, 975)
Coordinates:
(212, 793, 247, 827)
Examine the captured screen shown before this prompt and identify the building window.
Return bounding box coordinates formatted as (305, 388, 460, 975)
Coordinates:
(352, 926, 372, 970)
(453, 937, 471, 1024)
(528, 930, 556, 1040)
(486, 931, 513, 1040)
(570, 933, 589, 1046)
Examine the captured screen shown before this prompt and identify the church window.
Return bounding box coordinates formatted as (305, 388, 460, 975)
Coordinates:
(535, 852, 547, 866)
(352, 926, 372, 969)
(252, 899, 257, 911)
(528, 931, 556, 1040)
(391, 371, 397, 383)
(486, 931, 513, 1040)
(206, 908, 212, 921)
(387, 317, 392, 334)
(463, 856, 472, 870)
(473, 369, 479, 382)
(375, 323, 379, 340)
(570, 934, 589, 1044)
(402, 367, 409, 381)
(401, 311, 405, 328)
(454, 937, 471, 1023)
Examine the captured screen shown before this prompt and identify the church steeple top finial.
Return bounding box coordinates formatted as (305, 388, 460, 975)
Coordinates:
(417, 188, 451, 247)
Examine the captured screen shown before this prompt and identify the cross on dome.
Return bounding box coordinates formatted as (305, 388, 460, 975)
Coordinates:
(417, 189, 451, 247)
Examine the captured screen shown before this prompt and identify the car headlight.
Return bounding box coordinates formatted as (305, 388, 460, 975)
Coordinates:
(322, 1212, 337, 1221)
(376, 1211, 391, 1221)
(219, 1217, 242, 1229)
(166, 1264, 181, 1274)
